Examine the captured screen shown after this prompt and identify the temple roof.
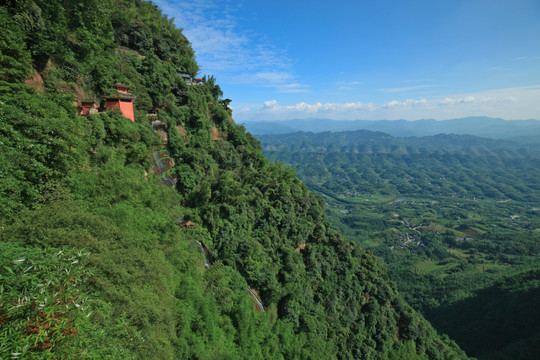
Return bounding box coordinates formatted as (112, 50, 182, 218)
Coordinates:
(114, 82, 131, 89)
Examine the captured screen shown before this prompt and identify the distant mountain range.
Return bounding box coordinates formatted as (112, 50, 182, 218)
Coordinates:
(242, 117, 540, 142)
(258, 130, 540, 156)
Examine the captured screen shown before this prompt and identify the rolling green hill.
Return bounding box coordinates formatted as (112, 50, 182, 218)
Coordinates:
(259, 130, 540, 359)
(0, 1, 468, 359)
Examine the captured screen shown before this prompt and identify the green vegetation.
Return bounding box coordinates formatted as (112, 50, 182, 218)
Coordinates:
(0, 1, 468, 359)
(260, 130, 540, 359)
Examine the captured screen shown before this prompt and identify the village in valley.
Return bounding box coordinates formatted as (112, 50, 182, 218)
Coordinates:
(323, 190, 538, 278)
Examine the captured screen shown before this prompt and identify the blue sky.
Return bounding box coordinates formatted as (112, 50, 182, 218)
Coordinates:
(153, 0, 540, 121)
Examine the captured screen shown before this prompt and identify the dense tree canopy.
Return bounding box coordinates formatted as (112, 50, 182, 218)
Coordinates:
(260, 130, 540, 359)
(0, 1, 469, 359)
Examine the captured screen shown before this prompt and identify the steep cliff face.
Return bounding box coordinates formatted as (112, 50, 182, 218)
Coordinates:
(0, 1, 469, 359)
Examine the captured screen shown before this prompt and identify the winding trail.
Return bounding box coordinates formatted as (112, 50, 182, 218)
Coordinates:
(194, 240, 210, 269)
(247, 287, 265, 312)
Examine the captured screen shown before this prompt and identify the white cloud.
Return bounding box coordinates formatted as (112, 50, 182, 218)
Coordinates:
(263, 100, 279, 109)
(382, 99, 428, 108)
(254, 72, 294, 83)
(438, 96, 479, 105)
(254, 100, 376, 114)
(276, 83, 311, 93)
(230, 72, 310, 93)
(514, 56, 540, 61)
(236, 85, 540, 121)
(335, 81, 363, 90)
(152, 0, 305, 91)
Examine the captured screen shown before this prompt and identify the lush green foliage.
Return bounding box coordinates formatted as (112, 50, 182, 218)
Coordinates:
(0, 242, 93, 358)
(427, 268, 540, 360)
(1, 1, 469, 359)
(260, 130, 540, 359)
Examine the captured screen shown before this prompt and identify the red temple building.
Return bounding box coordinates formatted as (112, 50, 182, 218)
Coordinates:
(74, 100, 98, 116)
(104, 83, 136, 121)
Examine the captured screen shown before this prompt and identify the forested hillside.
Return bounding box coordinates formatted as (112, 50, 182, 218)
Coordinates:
(260, 130, 540, 359)
(0, 1, 468, 359)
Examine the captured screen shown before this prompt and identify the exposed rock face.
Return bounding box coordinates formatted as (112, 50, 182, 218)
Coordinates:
(212, 126, 225, 141)
(176, 125, 188, 143)
(156, 129, 168, 146)
(24, 70, 44, 93)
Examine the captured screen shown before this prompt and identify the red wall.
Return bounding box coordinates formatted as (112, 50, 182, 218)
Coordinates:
(105, 98, 135, 122)
(119, 99, 135, 122)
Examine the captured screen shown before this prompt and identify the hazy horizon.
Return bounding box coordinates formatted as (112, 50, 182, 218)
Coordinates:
(240, 116, 540, 123)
